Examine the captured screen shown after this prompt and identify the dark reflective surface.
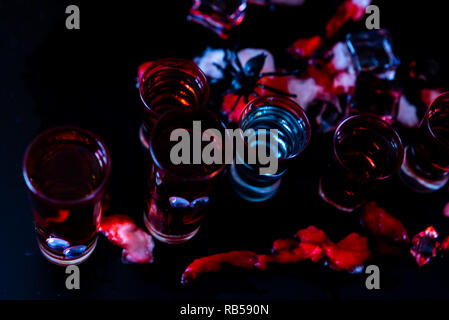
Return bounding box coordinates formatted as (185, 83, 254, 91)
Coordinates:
(2, 0, 449, 300)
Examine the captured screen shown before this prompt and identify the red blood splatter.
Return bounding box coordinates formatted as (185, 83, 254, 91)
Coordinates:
(295, 226, 328, 245)
(288, 35, 323, 59)
(304, 52, 356, 97)
(100, 214, 155, 264)
(271, 238, 299, 252)
(360, 202, 409, 243)
(297, 241, 325, 262)
(181, 226, 370, 284)
(332, 71, 356, 95)
(322, 233, 371, 271)
(257, 242, 323, 271)
(306, 65, 334, 93)
(326, 0, 370, 38)
(306, 63, 351, 98)
(259, 76, 292, 97)
(221, 92, 254, 123)
(181, 251, 259, 285)
(46, 209, 70, 224)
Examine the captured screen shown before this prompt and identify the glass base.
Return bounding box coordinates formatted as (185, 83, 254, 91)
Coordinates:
(38, 235, 98, 266)
(139, 124, 150, 150)
(399, 153, 449, 193)
(229, 162, 281, 202)
(143, 212, 200, 244)
(318, 177, 362, 213)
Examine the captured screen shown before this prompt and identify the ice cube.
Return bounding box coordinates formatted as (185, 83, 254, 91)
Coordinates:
(190, 197, 210, 208)
(410, 226, 439, 266)
(187, 0, 247, 39)
(46, 237, 70, 252)
(169, 196, 190, 208)
(346, 29, 400, 77)
(63, 245, 87, 258)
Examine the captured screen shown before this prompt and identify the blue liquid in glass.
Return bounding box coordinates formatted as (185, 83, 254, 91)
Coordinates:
(230, 105, 308, 202)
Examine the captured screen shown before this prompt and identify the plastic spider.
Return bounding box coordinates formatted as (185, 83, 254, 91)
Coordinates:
(213, 50, 298, 114)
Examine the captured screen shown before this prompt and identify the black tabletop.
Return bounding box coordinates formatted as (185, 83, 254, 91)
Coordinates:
(2, 0, 449, 301)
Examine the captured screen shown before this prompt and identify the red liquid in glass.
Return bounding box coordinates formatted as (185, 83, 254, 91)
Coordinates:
(321, 123, 401, 210)
(29, 142, 105, 253)
(407, 108, 449, 180)
(138, 59, 209, 151)
(144, 108, 226, 243)
(145, 128, 222, 240)
(140, 60, 209, 131)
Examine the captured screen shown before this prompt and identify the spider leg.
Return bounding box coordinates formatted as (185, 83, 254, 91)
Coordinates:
(213, 62, 226, 72)
(260, 70, 300, 77)
(229, 95, 242, 114)
(232, 50, 244, 73)
(213, 62, 234, 77)
(255, 84, 297, 98)
(221, 50, 238, 75)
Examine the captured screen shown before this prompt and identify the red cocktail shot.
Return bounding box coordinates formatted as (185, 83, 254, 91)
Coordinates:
(144, 108, 227, 244)
(139, 58, 209, 149)
(23, 127, 111, 265)
(319, 115, 404, 212)
(400, 92, 449, 192)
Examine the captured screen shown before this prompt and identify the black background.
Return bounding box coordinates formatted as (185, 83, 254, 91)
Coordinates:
(1, 0, 449, 300)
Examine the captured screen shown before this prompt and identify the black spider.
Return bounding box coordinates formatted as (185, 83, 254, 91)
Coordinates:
(213, 50, 299, 115)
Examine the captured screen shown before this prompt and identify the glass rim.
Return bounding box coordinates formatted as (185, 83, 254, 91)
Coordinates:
(333, 114, 404, 181)
(149, 107, 229, 182)
(239, 95, 312, 160)
(138, 57, 210, 116)
(23, 126, 112, 206)
(425, 91, 449, 152)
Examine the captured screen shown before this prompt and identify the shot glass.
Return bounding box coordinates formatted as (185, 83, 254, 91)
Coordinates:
(319, 115, 403, 212)
(346, 29, 401, 124)
(23, 127, 111, 265)
(139, 58, 209, 149)
(187, 0, 247, 39)
(400, 92, 449, 192)
(144, 107, 228, 244)
(229, 95, 311, 202)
